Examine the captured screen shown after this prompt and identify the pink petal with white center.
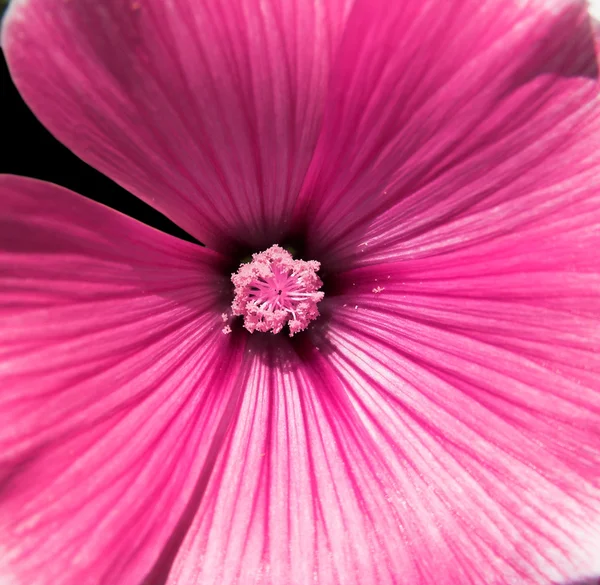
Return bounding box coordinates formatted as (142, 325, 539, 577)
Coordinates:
(1, 0, 352, 252)
(293, 0, 599, 269)
(0, 176, 247, 585)
(165, 222, 599, 583)
(167, 337, 407, 585)
(162, 330, 600, 585)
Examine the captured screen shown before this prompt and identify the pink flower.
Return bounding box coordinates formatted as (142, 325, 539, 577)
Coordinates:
(1, 0, 600, 584)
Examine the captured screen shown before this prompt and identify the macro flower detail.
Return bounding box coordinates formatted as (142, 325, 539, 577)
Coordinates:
(1, 1, 600, 585)
(231, 245, 324, 336)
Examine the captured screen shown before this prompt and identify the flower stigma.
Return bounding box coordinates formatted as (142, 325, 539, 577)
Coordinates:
(231, 245, 324, 336)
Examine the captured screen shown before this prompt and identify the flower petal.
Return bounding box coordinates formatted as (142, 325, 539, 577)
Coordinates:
(0, 176, 246, 585)
(293, 0, 600, 269)
(327, 214, 600, 583)
(165, 337, 407, 585)
(323, 306, 600, 584)
(165, 224, 600, 583)
(1, 0, 351, 251)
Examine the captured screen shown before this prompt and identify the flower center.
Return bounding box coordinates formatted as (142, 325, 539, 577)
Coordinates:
(231, 245, 324, 336)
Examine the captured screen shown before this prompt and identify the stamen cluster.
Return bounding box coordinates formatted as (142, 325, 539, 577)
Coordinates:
(231, 245, 324, 336)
